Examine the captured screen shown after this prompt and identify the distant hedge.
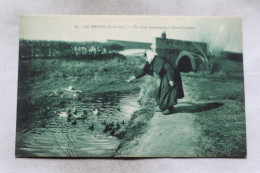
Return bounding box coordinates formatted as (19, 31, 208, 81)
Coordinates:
(19, 40, 125, 59)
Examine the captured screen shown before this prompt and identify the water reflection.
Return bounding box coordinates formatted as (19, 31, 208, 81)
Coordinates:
(16, 92, 140, 157)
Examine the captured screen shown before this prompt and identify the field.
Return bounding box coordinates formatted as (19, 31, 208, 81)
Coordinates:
(16, 52, 246, 157)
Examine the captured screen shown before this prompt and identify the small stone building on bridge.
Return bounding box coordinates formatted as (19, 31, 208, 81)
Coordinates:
(155, 32, 208, 72)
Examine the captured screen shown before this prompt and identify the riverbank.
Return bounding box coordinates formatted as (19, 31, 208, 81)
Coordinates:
(115, 72, 246, 157)
(17, 55, 145, 126)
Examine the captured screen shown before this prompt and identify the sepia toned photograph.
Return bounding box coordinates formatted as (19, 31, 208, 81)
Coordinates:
(15, 15, 246, 157)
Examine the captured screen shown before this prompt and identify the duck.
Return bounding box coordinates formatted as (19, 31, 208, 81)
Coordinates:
(67, 113, 72, 122)
(103, 125, 108, 133)
(68, 86, 73, 90)
(64, 86, 82, 93)
(70, 107, 86, 119)
(115, 122, 121, 130)
(103, 124, 109, 133)
(72, 119, 77, 125)
(73, 107, 78, 114)
(65, 109, 72, 122)
(43, 107, 50, 116)
(73, 111, 84, 119)
(92, 108, 99, 116)
(109, 122, 114, 128)
(110, 127, 115, 135)
(89, 123, 94, 131)
(72, 107, 80, 118)
(122, 121, 126, 126)
(59, 112, 68, 118)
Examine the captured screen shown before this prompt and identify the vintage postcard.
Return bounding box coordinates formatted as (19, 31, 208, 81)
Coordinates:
(16, 15, 246, 157)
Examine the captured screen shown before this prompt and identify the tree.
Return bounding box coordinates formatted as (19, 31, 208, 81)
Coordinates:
(189, 24, 237, 72)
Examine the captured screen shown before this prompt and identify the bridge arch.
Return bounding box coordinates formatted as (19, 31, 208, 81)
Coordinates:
(175, 51, 196, 72)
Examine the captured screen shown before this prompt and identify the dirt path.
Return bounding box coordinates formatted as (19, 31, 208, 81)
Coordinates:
(116, 82, 203, 157)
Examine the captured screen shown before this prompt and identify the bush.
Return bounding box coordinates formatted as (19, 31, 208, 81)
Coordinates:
(19, 40, 125, 59)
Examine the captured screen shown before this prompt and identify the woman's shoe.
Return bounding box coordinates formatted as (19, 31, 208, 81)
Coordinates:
(162, 108, 174, 115)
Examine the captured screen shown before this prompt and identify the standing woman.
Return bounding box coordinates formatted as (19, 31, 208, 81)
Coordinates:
(127, 50, 184, 115)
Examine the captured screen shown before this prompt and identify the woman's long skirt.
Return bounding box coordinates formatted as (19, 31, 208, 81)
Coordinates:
(155, 75, 179, 111)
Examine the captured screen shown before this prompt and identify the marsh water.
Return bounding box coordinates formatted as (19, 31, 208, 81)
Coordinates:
(16, 92, 140, 157)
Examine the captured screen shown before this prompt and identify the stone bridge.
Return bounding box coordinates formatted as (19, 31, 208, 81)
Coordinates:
(155, 33, 208, 72)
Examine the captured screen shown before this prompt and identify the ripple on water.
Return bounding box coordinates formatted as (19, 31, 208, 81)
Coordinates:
(16, 92, 140, 157)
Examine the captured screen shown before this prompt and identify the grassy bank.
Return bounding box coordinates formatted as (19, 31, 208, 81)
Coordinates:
(184, 72, 246, 157)
(115, 108, 154, 156)
(115, 71, 246, 157)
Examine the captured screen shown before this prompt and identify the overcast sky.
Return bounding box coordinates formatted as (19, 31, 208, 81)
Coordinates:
(20, 15, 242, 53)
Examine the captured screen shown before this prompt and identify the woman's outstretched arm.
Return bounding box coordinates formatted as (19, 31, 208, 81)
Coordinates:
(127, 62, 150, 82)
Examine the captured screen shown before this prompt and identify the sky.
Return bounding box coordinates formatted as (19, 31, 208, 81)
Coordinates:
(19, 15, 243, 53)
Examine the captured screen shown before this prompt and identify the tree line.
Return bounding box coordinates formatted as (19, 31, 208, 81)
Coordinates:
(19, 39, 125, 59)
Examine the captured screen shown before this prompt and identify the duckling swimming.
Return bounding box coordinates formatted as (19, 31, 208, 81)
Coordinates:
(92, 108, 100, 116)
(59, 112, 68, 118)
(67, 113, 72, 122)
(89, 123, 94, 131)
(73, 111, 84, 119)
(103, 124, 109, 133)
(115, 122, 121, 130)
(66, 109, 73, 122)
(43, 107, 50, 116)
(73, 107, 78, 114)
(110, 127, 115, 135)
(72, 119, 77, 125)
(69, 107, 86, 120)
(109, 122, 114, 128)
(71, 107, 79, 118)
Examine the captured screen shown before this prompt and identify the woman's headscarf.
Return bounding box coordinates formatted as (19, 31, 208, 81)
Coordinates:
(145, 50, 157, 64)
